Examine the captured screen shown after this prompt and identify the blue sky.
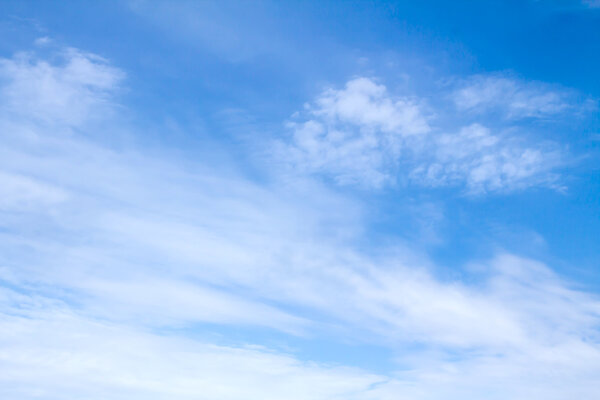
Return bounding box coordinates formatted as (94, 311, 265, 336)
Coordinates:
(1, 1, 600, 399)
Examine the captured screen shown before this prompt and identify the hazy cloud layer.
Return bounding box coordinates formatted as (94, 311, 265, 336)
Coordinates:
(1, 46, 600, 399)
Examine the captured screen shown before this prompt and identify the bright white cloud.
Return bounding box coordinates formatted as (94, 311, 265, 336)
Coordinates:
(281, 77, 429, 188)
(280, 77, 564, 192)
(313, 77, 430, 135)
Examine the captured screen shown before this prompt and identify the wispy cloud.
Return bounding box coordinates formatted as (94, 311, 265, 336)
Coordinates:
(452, 75, 586, 119)
(0, 48, 123, 127)
(0, 296, 386, 400)
(2, 46, 600, 399)
(0, 170, 67, 210)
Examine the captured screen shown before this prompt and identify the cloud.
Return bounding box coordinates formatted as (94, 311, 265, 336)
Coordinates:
(0, 296, 387, 400)
(0, 48, 123, 127)
(313, 77, 430, 135)
(34, 36, 52, 46)
(2, 46, 600, 399)
(279, 77, 565, 193)
(409, 123, 563, 193)
(452, 75, 584, 119)
(3, 253, 600, 398)
(279, 77, 430, 188)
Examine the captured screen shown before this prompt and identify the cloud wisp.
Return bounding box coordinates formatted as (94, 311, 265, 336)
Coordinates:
(0, 48, 123, 127)
(452, 75, 573, 118)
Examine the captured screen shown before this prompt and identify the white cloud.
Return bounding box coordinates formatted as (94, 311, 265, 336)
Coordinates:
(280, 77, 429, 188)
(1, 46, 600, 399)
(452, 75, 579, 118)
(314, 77, 430, 135)
(34, 36, 52, 46)
(280, 77, 564, 192)
(0, 296, 386, 400)
(0, 48, 123, 127)
(409, 123, 562, 193)
(3, 253, 600, 399)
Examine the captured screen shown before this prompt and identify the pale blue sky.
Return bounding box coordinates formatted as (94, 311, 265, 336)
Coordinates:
(1, 1, 600, 399)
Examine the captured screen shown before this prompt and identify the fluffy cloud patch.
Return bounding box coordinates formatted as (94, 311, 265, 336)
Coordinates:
(282, 78, 429, 188)
(410, 123, 562, 193)
(313, 77, 430, 135)
(280, 77, 565, 193)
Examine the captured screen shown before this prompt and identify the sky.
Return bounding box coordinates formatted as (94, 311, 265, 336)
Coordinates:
(0, 1, 600, 399)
